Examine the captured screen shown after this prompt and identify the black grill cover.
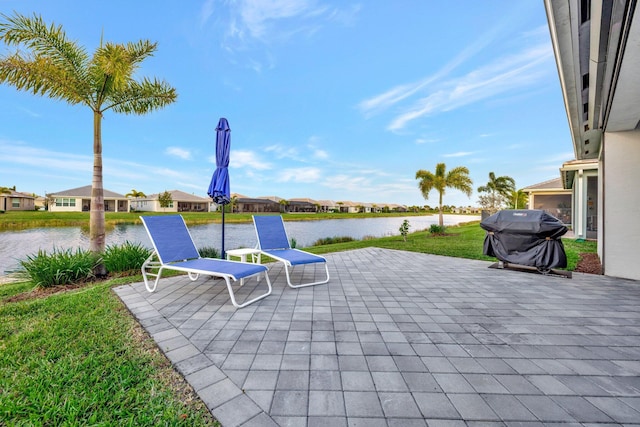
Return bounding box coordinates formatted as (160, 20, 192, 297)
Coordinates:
(480, 209, 568, 269)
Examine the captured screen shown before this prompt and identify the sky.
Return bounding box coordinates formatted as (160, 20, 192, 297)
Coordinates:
(0, 0, 574, 208)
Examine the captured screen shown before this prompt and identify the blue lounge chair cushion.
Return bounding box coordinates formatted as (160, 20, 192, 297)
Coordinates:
(170, 258, 266, 280)
(262, 249, 325, 266)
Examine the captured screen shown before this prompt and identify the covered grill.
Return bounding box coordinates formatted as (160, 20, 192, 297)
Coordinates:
(480, 209, 568, 272)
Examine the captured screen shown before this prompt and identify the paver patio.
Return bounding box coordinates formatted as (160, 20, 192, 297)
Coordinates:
(114, 247, 640, 426)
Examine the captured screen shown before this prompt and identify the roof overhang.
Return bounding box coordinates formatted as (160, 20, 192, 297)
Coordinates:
(560, 159, 599, 189)
(544, 0, 640, 160)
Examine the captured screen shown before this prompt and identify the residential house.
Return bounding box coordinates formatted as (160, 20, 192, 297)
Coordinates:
(316, 200, 339, 213)
(522, 178, 572, 225)
(234, 197, 280, 213)
(132, 190, 210, 213)
(0, 190, 35, 211)
(545, 0, 640, 280)
(288, 198, 318, 213)
(48, 185, 128, 212)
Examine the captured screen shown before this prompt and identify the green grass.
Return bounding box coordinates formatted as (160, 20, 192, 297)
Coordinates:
(0, 277, 217, 426)
(0, 220, 597, 424)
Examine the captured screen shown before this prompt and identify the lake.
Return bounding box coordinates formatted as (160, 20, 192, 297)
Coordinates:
(0, 214, 478, 274)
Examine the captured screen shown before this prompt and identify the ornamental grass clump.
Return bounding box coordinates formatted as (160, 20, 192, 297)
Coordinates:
(19, 248, 99, 288)
(198, 246, 219, 258)
(103, 241, 152, 274)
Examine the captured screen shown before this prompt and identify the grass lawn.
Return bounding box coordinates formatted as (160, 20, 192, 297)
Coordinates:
(0, 221, 597, 424)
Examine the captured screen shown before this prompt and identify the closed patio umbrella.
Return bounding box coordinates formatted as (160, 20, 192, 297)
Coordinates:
(207, 117, 231, 259)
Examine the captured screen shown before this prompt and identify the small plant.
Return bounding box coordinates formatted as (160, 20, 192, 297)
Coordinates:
(19, 248, 99, 288)
(399, 220, 410, 242)
(103, 241, 152, 274)
(290, 237, 297, 248)
(199, 246, 220, 258)
(429, 224, 447, 234)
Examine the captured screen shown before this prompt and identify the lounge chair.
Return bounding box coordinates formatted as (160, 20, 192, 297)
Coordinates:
(140, 215, 272, 308)
(252, 215, 329, 288)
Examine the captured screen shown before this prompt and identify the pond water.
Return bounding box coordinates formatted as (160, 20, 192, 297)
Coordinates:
(0, 214, 478, 274)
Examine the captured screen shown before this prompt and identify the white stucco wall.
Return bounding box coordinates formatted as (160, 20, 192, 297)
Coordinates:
(602, 130, 640, 281)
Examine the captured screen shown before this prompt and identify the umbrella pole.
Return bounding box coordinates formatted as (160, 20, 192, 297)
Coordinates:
(221, 206, 225, 259)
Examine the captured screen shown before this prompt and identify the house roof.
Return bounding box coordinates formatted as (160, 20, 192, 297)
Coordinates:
(50, 185, 126, 198)
(0, 190, 35, 199)
(522, 178, 566, 192)
(147, 190, 210, 202)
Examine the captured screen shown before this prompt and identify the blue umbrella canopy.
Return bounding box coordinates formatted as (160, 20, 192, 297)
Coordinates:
(208, 118, 231, 204)
(207, 118, 231, 258)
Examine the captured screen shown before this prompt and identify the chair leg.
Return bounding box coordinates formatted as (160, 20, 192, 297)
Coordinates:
(223, 271, 273, 308)
(284, 262, 330, 288)
(142, 253, 164, 292)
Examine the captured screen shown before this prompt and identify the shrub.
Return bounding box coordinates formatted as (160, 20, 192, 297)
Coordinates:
(19, 248, 99, 288)
(199, 246, 220, 258)
(399, 220, 410, 242)
(103, 241, 152, 274)
(429, 224, 447, 234)
(290, 237, 297, 248)
(312, 236, 355, 246)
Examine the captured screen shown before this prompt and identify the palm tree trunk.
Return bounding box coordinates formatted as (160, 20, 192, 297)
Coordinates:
(90, 110, 107, 275)
(438, 190, 444, 227)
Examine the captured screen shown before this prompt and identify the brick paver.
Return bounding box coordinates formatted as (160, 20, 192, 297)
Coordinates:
(114, 247, 640, 426)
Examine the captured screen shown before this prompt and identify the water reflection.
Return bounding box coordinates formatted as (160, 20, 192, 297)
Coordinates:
(0, 215, 478, 274)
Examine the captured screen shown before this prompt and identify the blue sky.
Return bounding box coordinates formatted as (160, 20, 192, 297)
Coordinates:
(0, 0, 573, 208)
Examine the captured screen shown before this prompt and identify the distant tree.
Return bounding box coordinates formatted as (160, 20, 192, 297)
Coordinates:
(0, 12, 177, 274)
(125, 189, 146, 198)
(229, 195, 238, 213)
(415, 163, 473, 227)
(158, 191, 172, 212)
(279, 199, 289, 213)
(477, 172, 515, 214)
(508, 189, 528, 209)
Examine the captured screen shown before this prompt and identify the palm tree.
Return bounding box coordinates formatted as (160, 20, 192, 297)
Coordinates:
(0, 13, 177, 273)
(415, 163, 473, 226)
(509, 189, 528, 209)
(125, 189, 146, 199)
(477, 172, 516, 213)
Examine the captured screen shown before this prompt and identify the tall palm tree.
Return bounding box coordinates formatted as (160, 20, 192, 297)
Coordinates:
(415, 163, 473, 226)
(477, 172, 516, 213)
(0, 13, 177, 273)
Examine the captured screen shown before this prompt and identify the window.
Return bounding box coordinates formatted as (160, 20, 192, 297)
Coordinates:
(11, 198, 19, 208)
(55, 198, 76, 207)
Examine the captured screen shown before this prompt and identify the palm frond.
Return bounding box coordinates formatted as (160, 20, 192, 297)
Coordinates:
(0, 53, 86, 104)
(0, 13, 90, 93)
(104, 77, 177, 114)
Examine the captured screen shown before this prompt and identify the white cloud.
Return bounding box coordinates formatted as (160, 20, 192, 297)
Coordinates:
(322, 174, 371, 191)
(165, 146, 192, 160)
(386, 43, 553, 131)
(230, 149, 272, 170)
(265, 144, 301, 160)
(277, 167, 321, 183)
(443, 151, 475, 158)
(199, 0, 215, 27)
